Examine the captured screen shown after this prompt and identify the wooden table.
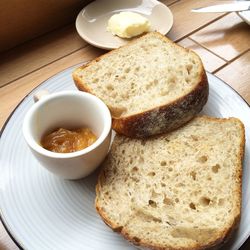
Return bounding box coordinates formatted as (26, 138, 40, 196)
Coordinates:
(0, 0, 249, 249)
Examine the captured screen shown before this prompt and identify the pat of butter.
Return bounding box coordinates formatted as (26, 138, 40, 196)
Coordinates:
(107, 12, 151, 39)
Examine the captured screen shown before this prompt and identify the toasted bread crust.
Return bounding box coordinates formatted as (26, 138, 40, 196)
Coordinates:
(112, 70, 208, 138)
(73, 32, 209, 138)
(95, 116, 245, 250)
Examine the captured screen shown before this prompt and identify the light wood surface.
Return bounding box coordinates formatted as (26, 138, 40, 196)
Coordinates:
(178, 38, 227, 73)
(190, 13, 250, 61)
(167, 0, 231, 41)
(216, 51, 250, 103)
(0, 25, 87, 87)
(0, 0, 250, 249)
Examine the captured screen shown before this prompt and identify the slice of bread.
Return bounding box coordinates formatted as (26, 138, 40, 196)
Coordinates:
(95, 116, 245, 250)
(73, 32, 208, 138)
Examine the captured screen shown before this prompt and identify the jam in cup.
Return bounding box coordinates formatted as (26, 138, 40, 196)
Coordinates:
(23, 90, 112, 180)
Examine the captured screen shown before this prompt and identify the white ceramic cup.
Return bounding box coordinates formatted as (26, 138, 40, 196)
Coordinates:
(23, 90, 112, 180)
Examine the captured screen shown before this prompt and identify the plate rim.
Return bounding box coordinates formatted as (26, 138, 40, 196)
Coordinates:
(0, 67, 250, 250)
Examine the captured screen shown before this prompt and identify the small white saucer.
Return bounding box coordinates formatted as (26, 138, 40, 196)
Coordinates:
(75, 0, 173, 50)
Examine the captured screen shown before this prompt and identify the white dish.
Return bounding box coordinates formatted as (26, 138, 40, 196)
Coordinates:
(75, 0, 173, 50)
(237, 0, 250, 25)
(22, 91, 112, 180)
(0, 65, 250, 250)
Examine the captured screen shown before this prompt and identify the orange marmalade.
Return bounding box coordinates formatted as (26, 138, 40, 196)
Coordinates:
(41, 127, 97, 153)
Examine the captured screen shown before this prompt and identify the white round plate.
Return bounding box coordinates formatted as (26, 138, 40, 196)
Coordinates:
(75, 0, 173, 50)
(1, 65, 250, 250)
(237, 0, 250, 25)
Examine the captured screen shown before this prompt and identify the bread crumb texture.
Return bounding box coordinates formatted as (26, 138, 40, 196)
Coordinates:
(96, 116, 245, 250)
(74, 32, 203, 118)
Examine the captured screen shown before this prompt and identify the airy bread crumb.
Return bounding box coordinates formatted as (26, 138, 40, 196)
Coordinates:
(96, 116, 245, 250)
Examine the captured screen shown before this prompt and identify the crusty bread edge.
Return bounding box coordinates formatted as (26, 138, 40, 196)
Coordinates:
(95, 116, 245, 250)
(72, 32, 209, 138)
(112, 69, 208, 138)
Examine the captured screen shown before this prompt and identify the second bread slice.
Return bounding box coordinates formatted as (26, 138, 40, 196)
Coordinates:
(73, 32, 208, 138)
(96, 116, 245, 250)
